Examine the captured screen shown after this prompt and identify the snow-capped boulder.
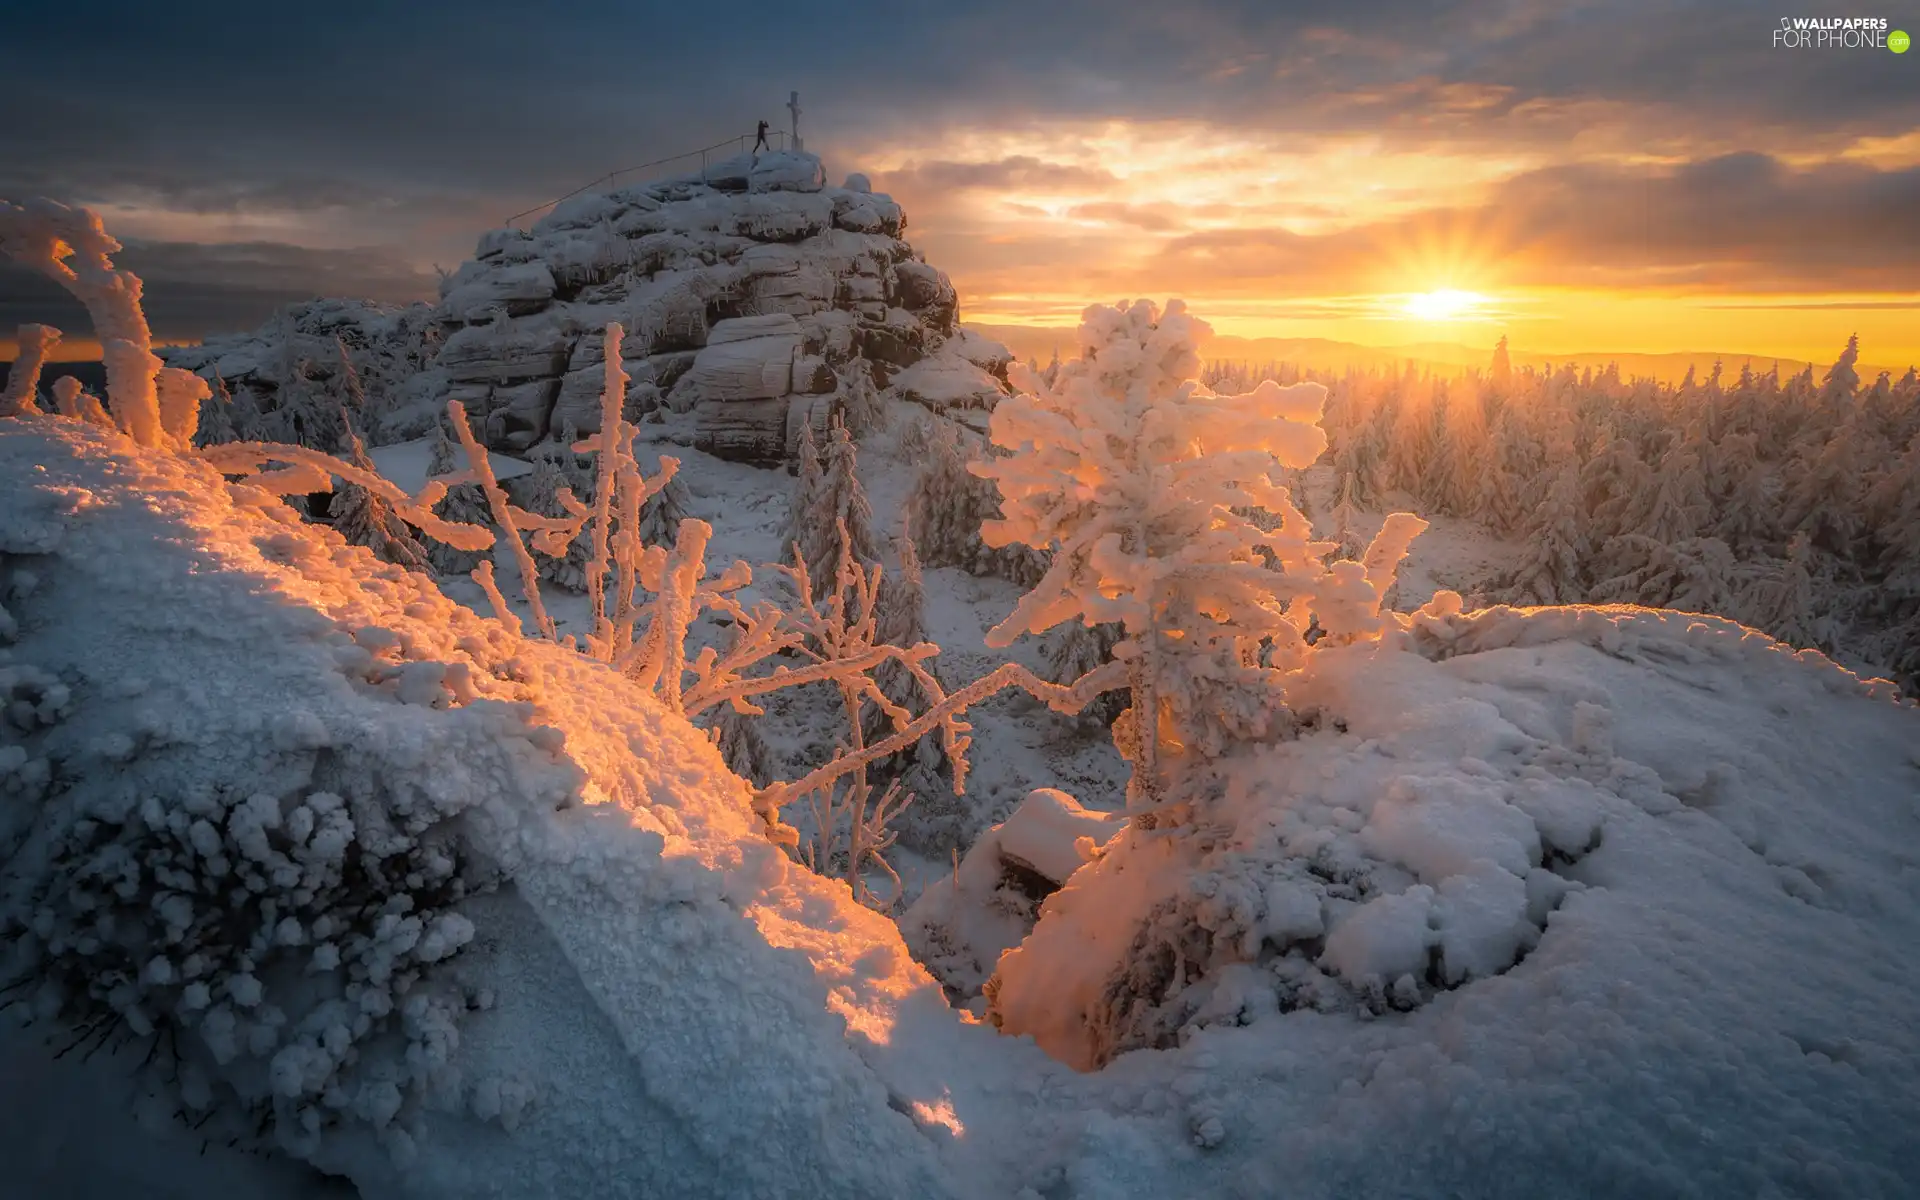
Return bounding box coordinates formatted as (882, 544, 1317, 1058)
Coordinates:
(903, 790, 1123, 1003)
(843, 172, 872, 194)
(438, 260, 556, 323)
(748, 151, 828, 194)
(438, 322, 572, 385)
(679, 314, 802, 403)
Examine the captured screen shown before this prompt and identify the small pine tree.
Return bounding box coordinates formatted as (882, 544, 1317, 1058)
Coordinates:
(331, 413, 430, 573)
(713, 707, 774, 787)
(782, 420, 824, 556)
(423, 419, 493, 577)
(1489, 335, 1513, 396)
(194, 371, 239, 448)
(638, 470, 693, 548)
(793, 418, 880, 596)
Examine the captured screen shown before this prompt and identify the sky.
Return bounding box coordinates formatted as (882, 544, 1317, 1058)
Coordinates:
(3, 0, 1917, 366)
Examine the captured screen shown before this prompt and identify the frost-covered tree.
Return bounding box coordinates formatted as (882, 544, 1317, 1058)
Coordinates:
(712, 706, 774, 787)
(907, 421, 1051, 588)
(1501, 464, 1586, 604)
(1734, 534, 1832, 650)
(839, 364, 887, 437)
(863, 532, 935, 754)
(638, 468, 693, 549)
(781, 420, 824, 557)
(423, 420, 494, 577)
(330, 414, 431, 573)
(193, 369, 240, 448)
(1489, 335, 1513, 396)
(972, 299, 1426, 823)
(791, 418, 879, 598)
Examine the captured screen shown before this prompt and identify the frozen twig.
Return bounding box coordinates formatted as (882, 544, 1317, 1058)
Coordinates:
(447, 399, 556, 640)
(2, 323, 58, 417)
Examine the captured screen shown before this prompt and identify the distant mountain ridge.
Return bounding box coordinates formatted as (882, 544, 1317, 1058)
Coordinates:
(966, 322, 1912, 385)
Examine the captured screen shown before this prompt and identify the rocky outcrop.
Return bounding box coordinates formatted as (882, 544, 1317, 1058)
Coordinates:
(164, 151, 1009, 466)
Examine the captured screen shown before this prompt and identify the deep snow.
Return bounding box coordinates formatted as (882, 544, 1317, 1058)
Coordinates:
(5, 410, 1919, 1198)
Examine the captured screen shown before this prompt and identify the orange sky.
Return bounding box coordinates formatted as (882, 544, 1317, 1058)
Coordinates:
(849, 118, 1920, 369)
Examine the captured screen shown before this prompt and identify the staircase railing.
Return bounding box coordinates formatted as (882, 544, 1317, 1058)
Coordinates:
(503, 130, 791, 229)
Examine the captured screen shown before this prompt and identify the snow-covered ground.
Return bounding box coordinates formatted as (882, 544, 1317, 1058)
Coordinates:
(6, 398, 1918, 1198)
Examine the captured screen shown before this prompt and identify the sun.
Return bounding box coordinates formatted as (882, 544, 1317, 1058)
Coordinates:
(1403, 289, 1490, 321)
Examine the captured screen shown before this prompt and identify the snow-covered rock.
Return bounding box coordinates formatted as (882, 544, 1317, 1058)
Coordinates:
(162, 152, 1000, 464)
(681, 314, 803, 402)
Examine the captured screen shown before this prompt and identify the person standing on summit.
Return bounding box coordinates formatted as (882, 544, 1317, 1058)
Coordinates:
(753, 120, 770, 153)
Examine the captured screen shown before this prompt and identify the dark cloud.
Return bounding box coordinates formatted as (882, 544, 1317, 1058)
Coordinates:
(2, 0, 1913, 345)
(1145, 155, 1920, 295)
(0, 240, 437, 342)
(883, 157, 1122, 194)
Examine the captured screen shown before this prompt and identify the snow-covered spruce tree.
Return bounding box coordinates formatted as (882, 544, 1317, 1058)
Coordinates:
(969, 298, 1426, 825)
(637, 466, 693, 549)
(865, 531, 930, 742)
(711, 705, 774, 787)
(423, 419, 494, 578)
(193, 370, 241, 447)
(1043, 619, 1128, 729)
(976, 299, 1432, 1067)
(1489, 334, 1513, 396)
(781, 419, 824, 554)
(1499, 463, 1587, 605)
(838, 363, 887, 437)
(519, 455, 588, 592)
(331, 414, 431, 573)
(907, 421, 1052, 588)
(791, 417, 880, 599)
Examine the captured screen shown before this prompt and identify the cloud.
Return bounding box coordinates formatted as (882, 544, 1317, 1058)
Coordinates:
(0, 240, 438, 343)
(1135, 154, 1920, 296)
(880, 157, 1123, 195)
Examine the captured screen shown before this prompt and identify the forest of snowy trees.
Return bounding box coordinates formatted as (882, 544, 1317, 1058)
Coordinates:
(1197, 338, 1920, 690)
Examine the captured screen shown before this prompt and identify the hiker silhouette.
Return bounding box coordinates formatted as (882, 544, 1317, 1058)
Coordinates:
(753, 120, 770, 153)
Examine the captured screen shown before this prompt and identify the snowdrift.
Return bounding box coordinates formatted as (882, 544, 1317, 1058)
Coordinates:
(5, 412, 1920, 1199)
(0, 415, 961, 1199)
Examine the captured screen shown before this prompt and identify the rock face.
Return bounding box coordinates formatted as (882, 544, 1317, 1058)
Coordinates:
(165, 151, 1002, 465)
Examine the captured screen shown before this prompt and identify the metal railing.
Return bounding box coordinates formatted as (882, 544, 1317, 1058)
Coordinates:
(503, 130, 791, 229)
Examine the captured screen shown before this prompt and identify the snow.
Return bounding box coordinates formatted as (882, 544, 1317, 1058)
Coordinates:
(8, 392, 1920, 1197)
(361, 435, 532, 495)
(893, 356, 1003, 410)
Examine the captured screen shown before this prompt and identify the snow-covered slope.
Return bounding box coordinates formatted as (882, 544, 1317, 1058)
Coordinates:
(7, 410, 1919, 1198)
(0, 415, 962, 1199)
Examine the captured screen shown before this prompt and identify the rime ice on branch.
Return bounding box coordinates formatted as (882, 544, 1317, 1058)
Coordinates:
(0, 198, 206, 448)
